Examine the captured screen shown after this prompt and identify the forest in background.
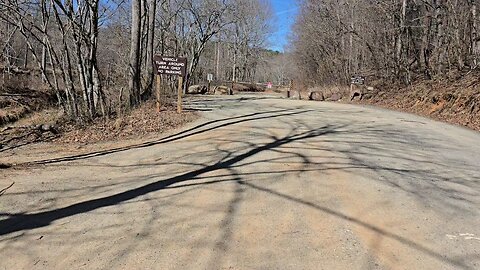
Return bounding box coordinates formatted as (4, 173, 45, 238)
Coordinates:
(288, 0, 480, 131)
(3, 0, 479, 133)
(0, 0, 281, 123)
(291, 0, 480, 86)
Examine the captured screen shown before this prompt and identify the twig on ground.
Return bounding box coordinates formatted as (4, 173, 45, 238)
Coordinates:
(0, 182, 14, 196)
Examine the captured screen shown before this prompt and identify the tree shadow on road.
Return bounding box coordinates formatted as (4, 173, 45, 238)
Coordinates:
(1, 103, 479, 269)
(20, 108, 309, 166)
(0, 124, 339, 236)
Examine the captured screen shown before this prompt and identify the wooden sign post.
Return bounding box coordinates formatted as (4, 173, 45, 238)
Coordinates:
(177, 76, 183, 113)
(156, 74, 161, 112)
(153, 55, 187, 113)
(350, 75, 366, 96)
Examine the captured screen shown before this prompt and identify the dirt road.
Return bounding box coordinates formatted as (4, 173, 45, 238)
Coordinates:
(1, 95, 480, 269)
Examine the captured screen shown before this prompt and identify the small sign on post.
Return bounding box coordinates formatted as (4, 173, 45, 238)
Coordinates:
(207, 73, 213, 94)
(350, 75, 366, 85)
(154, 55, 187, 113)
(350, 75, 366, 97)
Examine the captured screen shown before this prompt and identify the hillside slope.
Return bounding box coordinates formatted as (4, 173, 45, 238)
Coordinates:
(352, 73, 480, 131)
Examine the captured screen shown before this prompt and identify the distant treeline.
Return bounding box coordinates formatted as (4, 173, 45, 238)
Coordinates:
(291, 0, 480, 86)
(0, 0, 272, 120)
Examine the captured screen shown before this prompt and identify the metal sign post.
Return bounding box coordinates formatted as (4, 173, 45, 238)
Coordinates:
(207, 73, 213, 94)
(153, 55, 187, 113)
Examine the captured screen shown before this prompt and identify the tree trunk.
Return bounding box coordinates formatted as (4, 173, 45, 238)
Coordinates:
(215, 41, 220, 80)
(23, 36, 28, 69)
(41, 36, 47, 82)
(348, 1, 355, 76)
(129, 0, 142, 107)
(89, 0, 101, 116)
(396, 0, 407, 81)
(232, 47, 237, 83)
(450, 0, 464, 70)
(420, 2, 432, 79)
(435, 0, 447, 73)
(470, 0, 478, 67)
(145, 0, 156, 94)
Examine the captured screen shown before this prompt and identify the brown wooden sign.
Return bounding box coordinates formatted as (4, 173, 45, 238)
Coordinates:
(154, 56, 187, 77)
(153, 55, 186, 114)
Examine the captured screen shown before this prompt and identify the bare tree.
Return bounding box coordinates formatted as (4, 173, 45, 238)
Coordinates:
(291, 0, 480, 88)
(0, 0, 273, 122)
(129, 0, 142, 106)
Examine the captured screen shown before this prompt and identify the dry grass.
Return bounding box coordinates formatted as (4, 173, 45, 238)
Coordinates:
(0, 76, 56, 126)
(0, 71, 199, 154)
(0, 100, 198, 154)
(12, 109, 62, 127)
(0, 104, 29, 126)
(56, 100, 198, 144)
(0, 109, 63, 152)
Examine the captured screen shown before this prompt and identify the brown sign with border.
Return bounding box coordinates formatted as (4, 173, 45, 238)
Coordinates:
(154, 56, 187, 77)
(350, 75, 366, 85)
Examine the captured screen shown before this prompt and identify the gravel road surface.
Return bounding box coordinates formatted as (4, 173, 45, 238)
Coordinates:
(1, 95, 480, 269)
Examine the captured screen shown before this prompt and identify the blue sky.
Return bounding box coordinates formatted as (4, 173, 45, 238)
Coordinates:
(268, 0, 299, 52)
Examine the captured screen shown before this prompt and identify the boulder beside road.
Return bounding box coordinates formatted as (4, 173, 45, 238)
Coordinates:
(214, 86, 233, 95)
(187, 85, 208, 95)
(308, 91, 325, 101)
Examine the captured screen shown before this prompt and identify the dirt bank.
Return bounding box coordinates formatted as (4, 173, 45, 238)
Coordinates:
(292, 73, 480, 131)
(0, 100, 198, 166)
(348, 73, 480, 131)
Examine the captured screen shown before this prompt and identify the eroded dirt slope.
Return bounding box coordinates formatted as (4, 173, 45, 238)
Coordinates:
(356, 73, 480, 131)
